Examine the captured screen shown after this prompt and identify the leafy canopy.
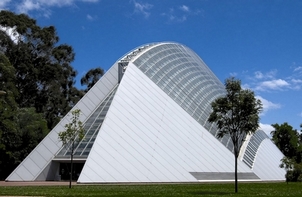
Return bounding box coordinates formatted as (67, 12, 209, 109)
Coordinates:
(58, 109, 85, 146)
(0, 10, 84, 129)
(208, 77, 262, 156)
(81, 67, 104, 92)
(208, 77, 262, 193)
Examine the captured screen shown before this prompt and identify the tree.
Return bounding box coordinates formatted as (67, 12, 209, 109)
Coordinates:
(0, 53, 19, 179)
(81, 67, 104, 92)
(271, 123, 302, 182)
(0, 107, 48, 179)
(0, 10, 84, 129)
(58, 109, 85, 188)
(208, 77, 262, 193)
(279, 157, 302, 183)
(271, 123, 300, 162)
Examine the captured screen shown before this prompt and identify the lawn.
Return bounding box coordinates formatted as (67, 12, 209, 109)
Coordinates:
(0, 182, 301, 197)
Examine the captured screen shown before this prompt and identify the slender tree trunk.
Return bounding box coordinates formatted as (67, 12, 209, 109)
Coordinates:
(235, 154, 238, 193)
(69, 142, 74, 189)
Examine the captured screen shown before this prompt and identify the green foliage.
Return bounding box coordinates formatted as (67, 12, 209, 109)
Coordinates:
(0, 11, 107, 180)
(0, 11, 86, 179)
(273, 123, 302, 182)
(81, 67, 104, 92)
(284, 163, 302, 182)
(58, 109, 85, 146)
(271, 123, 301, 161)
(0, 10, 84, 129)
(0, 183, 302, 197)
(208, 77, 262, 157)
(58, 109, 85, 188)
(0, 107, 48, 179)
(208, 77, 262, 193)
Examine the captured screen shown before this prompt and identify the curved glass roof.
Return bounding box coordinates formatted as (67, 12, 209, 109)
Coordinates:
(56, 42, 243, 159)
(131, 42, 234, 151)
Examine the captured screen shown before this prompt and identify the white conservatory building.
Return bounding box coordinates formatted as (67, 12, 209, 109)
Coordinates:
(6, 42, 285, 183)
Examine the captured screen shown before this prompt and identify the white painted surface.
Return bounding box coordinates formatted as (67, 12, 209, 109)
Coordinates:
(78, 63, 253, 183)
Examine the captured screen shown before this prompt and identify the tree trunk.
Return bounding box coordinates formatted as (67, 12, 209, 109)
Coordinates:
(235, 154, 238, 193)
(69, 142, 74, 189)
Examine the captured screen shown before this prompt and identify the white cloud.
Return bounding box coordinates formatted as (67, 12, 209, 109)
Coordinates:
(256, 95, 281, 115)
(86, 14, 94, 20)
(11, 0, 99, 16)
(254, 71, 264, 79)
(259, 123, 274, 137)
(180, 5, 189, 12)
(254, 70, 276, 80)
(17, 0, 41, 13)
(162, 5, 200, 23)
(0, 0, 11, 10)
(229, 72, 237, 77)
(255, 79, 290, 91)
(132, 0, 153, 18)
(294, 66, 302, 73)
(292, 79, 302, 83)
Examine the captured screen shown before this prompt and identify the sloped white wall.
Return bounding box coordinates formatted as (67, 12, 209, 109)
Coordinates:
(78, 63, 253, 183)
(252, 139, 285, 180)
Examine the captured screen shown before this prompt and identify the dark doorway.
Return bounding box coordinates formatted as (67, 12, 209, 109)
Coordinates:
(60, 163, 84, 180)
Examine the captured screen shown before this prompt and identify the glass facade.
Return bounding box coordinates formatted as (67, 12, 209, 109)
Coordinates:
(55, 85, 118, 158)
(242, 130, 268, 168)
(132, 43, 234, 151)
(55, 42, 263, 163)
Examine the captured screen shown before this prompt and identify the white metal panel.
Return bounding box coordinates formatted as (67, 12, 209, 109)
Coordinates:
(5, 172, 21, 181)
(27, 150, 46, 170)
(102, 116, 154, 174)
(105, 66, 118, 86)
(11, 165, 35, 181)
(79, 63, 253, 183)
(253, 139, 285, 180)
(82, 96, 96, 112)
(91, 85, 106, 100)
(24, 158, 41, 178)
(42, 134, 61, 153)
(36, 144, 52, 162)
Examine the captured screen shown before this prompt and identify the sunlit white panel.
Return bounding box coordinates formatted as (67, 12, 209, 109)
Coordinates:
(253, 139, 285, 180)
(79, 63, 253, 183)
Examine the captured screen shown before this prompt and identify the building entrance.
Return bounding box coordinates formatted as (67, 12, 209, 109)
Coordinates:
(59, 163, 84, 181)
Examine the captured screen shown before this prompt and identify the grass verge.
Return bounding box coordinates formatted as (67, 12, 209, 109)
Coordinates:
(0, 182, 301, 197)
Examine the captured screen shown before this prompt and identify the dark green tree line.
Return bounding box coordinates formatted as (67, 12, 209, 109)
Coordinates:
(0, 53, 49, 179)
(271, 122, 302, 182)
(0, 10, 84, 129)
(0, 11, 103, 179)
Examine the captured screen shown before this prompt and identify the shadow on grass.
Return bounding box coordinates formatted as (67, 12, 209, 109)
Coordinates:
(189, 191, 230, 196)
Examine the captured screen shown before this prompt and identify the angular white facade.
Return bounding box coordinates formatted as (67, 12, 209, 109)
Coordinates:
(6, 42, 285, 182)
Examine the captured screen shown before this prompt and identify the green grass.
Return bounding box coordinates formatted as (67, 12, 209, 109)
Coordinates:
(0, 182, 301, 197)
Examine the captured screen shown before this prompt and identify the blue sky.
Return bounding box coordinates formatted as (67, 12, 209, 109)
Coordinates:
(1, 0, 302, 135)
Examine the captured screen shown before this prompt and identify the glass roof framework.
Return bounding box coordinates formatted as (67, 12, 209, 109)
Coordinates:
(55, 85, 118, 159)
(243, 130, 268, 168)
(132, 43, 234, 152)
